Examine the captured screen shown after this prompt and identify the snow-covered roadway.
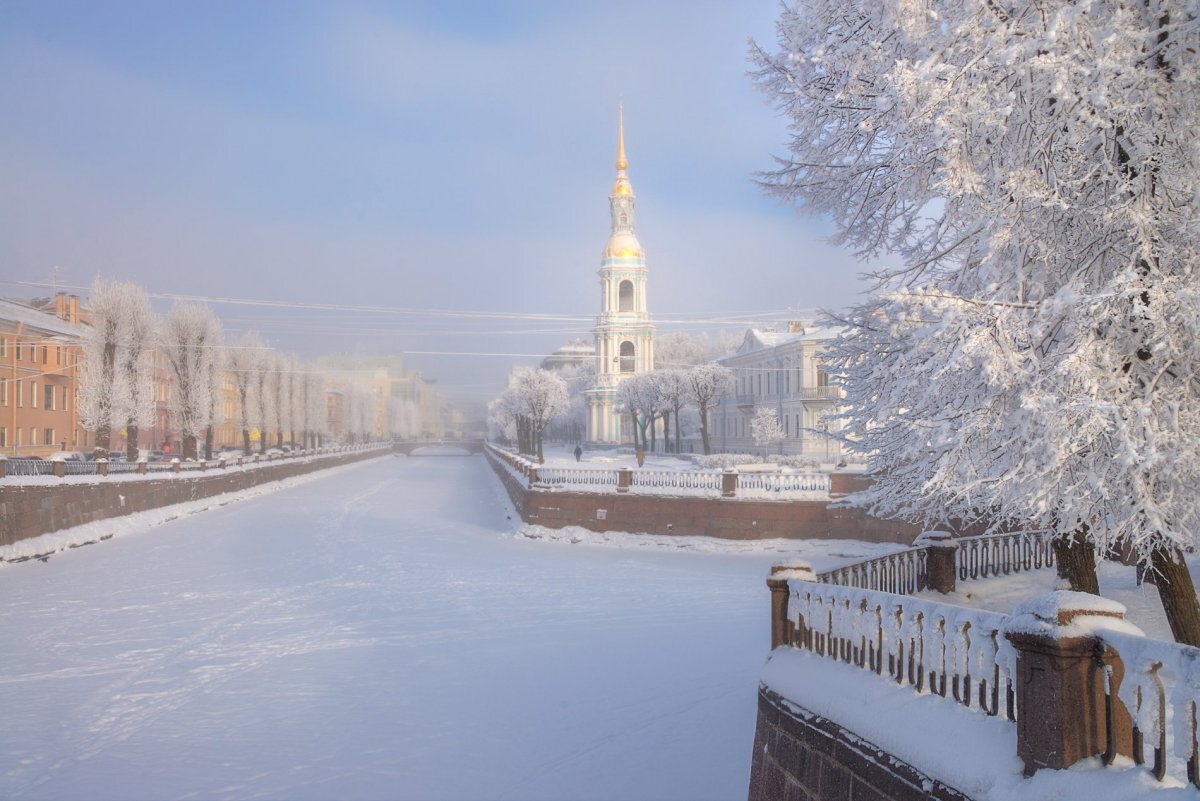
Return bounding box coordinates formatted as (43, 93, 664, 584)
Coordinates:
(0, 455, 894, 801)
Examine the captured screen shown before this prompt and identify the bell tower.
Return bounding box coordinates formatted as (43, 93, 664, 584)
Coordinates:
(585, 106, 655, 446)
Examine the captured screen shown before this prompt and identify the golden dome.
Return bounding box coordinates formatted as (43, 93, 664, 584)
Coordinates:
(612, 176, 633, 196)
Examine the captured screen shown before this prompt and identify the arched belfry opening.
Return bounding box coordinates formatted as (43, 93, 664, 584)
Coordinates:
(618, 280, 634, 312)
(619, 341, 635, 373)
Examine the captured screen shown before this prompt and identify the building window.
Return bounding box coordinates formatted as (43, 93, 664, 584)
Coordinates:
(28, 343, 35, 361)
(0, 427, 5, 447)
(30, 382, 38, 409)
(619, 341, 635, 373)
(618, 280, 634, 313)
(41, 345, 48, 364)
(15, 427, 21, 447)
(0, 338, 6, 357)
(44, 384, 55, 410)
(62, 386, 68, 411)
(44, 428, 54, 446)
(16, 380, 22, 408)
(817, 369, 830, 387)
(16, 343, 21, 361)
(0, 377, 5, 405)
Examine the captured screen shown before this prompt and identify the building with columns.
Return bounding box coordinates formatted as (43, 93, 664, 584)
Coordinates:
(584, 108, 654, 446)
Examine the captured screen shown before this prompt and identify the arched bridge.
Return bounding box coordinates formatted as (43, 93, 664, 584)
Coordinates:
(391, 440, 485, 456)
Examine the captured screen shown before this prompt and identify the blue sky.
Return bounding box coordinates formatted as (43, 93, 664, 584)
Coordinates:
(0, 1, 875, 402)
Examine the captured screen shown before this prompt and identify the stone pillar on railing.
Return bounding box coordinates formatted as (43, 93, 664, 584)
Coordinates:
(0, 457, 6, 479)
(767, 562, 816, 649)
(52, 460, 66, 478)
(1003, 591, 1133, 776)
(97, 461, 109, 477)
(200, 460, 207, 472)
(914, 531, 958, 594)
(721, 469, 737, 498)
(172, 460, 181, 473)
(528, 466, 539, 487)
(617, 467, 632, 493)
(138, 461, 148, 475)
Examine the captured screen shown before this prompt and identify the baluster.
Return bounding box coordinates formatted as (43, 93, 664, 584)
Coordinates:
(1154, 670, 1167, 781)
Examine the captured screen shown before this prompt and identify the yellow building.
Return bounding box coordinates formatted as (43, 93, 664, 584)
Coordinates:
(0, 294, 90, 457)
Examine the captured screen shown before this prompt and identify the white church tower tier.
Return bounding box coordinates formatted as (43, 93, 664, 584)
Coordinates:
(585, 106, 655, 446)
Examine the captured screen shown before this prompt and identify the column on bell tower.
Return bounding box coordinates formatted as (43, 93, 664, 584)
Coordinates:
(585, 106, 655, 447)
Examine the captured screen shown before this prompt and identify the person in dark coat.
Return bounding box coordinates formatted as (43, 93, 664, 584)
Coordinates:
(574, 445, 583, 462)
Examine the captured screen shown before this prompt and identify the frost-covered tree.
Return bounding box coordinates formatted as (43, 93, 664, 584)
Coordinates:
(160, 303, 221, 461)
(504, 367, 568, 463)
(616, 373, 657, 456)
(77, 280, 155, 456)
(224, 332, 263, 454)
(754, 0, 1200, 641)
(751, 407, 784, 458)
(303, 369, 326, 449)
(654, 369, 692, 453)
(686, 363, 734, 455)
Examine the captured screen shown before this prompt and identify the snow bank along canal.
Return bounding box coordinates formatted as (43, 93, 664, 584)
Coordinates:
(0, 454, 894, 800)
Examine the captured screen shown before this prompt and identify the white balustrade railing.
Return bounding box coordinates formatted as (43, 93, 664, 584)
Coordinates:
(1098, 629, 1200, 788)
(629, 469, 723, 494)
(819, 548, 929, 595)
(785, 580, 1015, 719)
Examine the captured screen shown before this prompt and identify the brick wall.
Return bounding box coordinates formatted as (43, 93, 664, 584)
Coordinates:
(487, 453, 922, 543)
(0, 450, 387, 549)
(748, 688, 972, 801)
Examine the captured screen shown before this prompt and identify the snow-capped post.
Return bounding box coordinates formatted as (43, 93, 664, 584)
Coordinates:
(0, 457, 6, 480)
(913, 531, 957, 595)
(52, 459, 65, 479)
(616, 467, 632, 493)
(96, 460, 108, 478)
(721, 469, 737, 498)
(768, 562, 815, 649)
(1003, 592, 1134, 775)
(137, 460, 147, 475)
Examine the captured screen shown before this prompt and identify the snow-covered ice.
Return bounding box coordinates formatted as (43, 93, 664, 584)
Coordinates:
(0, 454, 889, 800)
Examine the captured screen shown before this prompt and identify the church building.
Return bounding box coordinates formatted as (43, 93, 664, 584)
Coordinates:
(584, 108, 655, 446)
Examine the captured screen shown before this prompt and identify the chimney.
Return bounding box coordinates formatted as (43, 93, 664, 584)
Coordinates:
(55, 292, 67, 320)
(68, 295, 79, 325)
(788, 321, 805, 334)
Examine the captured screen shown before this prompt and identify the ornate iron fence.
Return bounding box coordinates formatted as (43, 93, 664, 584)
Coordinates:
(956, 530, 1055, 581)
(629, 469, 723, 494)
(817, 547, 930, 595)
(737, 472, 831, 494)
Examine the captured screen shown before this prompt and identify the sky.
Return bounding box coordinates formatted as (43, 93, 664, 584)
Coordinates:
(0, 1, 877, 405)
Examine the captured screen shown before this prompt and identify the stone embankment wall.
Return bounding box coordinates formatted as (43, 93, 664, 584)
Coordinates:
(0, 449, 387, 548)
(748, 688, 971, 801)
(487, 454, 922, 543)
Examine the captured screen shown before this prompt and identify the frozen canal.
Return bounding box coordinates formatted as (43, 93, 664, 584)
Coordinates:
(0, 454, 873, 800)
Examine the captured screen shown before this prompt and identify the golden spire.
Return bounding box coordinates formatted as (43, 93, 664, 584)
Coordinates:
(615, 103, 628, 172)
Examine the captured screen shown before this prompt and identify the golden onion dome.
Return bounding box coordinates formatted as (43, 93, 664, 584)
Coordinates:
(612, 176, 633, 196)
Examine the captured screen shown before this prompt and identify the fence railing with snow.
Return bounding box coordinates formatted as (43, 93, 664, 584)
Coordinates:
(0, 443, 392, 482)
(485, 444, 831, 499)
(817, 529, 1057, 596)
(766, 567, 1200, 788)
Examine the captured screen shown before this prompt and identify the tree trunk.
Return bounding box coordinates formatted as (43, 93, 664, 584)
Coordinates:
(96, 423, 112, 454)
(204, 425, 214, 460)
(1051, 525, 1100, 594)
(242, 428, 250, 454)
(662, 411, 671, 453)
(1151, 546, 1200, 647)
(649, 413, 658, 453)
(674, 403, 683, 454)
(126, 424, 139, 462)
(536, 429, 544, 464)
(698, 401, 712, 455)
(182, 434, 197, 461)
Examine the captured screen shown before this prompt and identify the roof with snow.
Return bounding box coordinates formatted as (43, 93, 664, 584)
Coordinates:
(732, 326, 838, 355)
(0, 298, 86, 339)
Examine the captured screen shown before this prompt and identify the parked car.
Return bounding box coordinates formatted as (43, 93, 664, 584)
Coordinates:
(107, 451, 128, 462)
(46, 451, 87, 462)
(140, 450, 169, 463)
